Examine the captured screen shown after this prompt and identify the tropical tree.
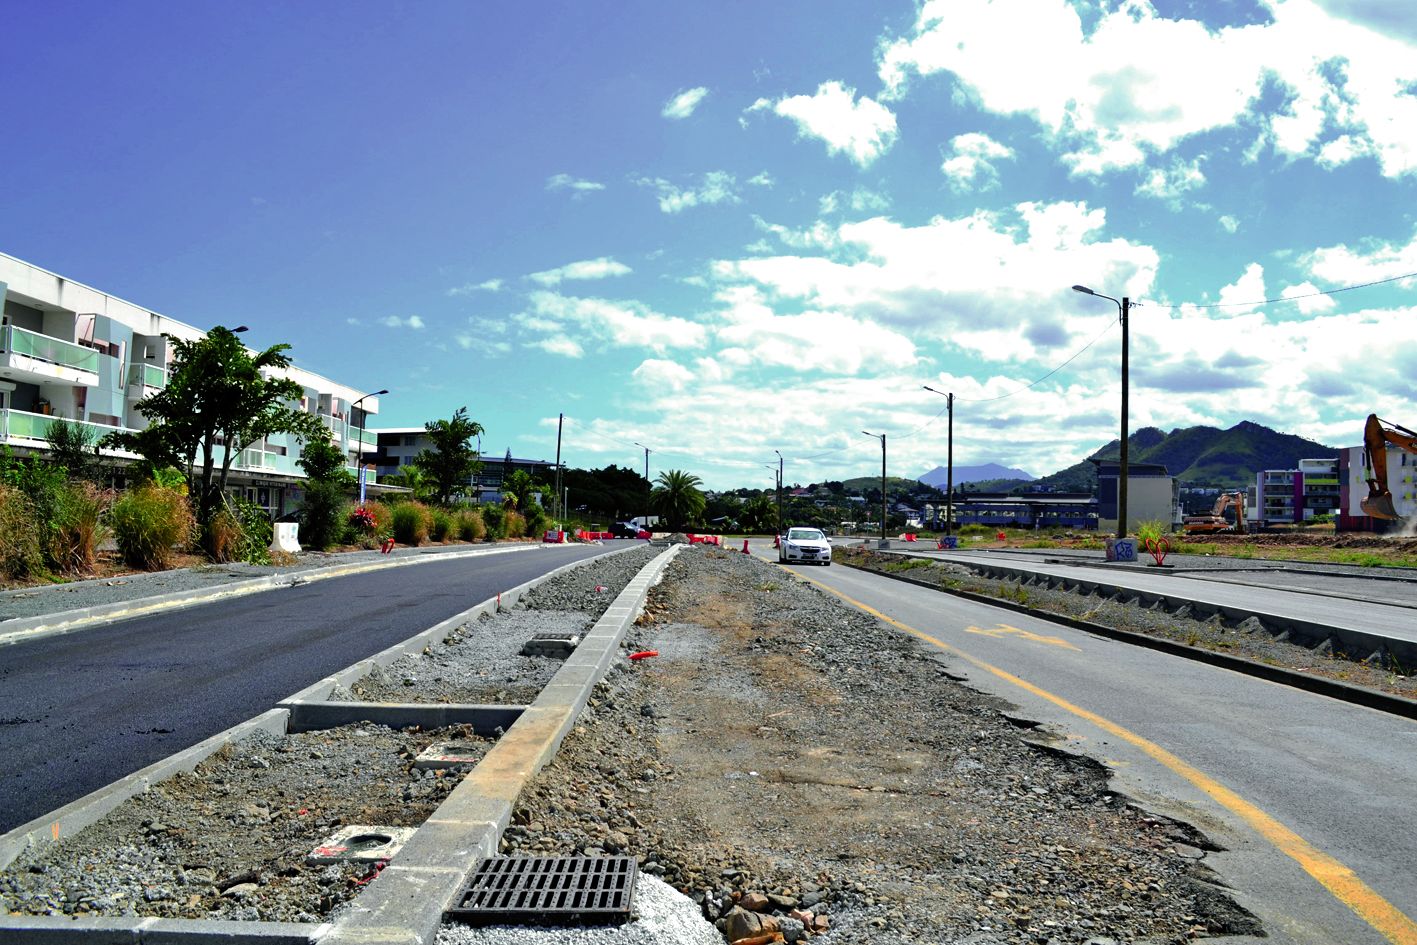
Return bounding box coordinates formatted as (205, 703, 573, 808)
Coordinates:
(296, 435, 354, 550)
(102, 326, 324, 550)
(650, 469, 706, 531)
(412, 406, 484, 505)
(384, 464, 433, 502)
(502, 469, 538, 511)
(738, 494, 777, 534)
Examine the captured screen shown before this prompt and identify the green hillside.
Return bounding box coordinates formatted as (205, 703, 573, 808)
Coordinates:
(1026, 421, 1337, 492)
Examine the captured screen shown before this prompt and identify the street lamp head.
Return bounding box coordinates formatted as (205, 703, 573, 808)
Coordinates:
(1071, 285, 1095, 296)
(373, 388, 389, 396)
(232, 325, 249, 333)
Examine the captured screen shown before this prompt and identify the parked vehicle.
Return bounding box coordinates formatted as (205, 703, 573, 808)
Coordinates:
(779, 527, 832, 565)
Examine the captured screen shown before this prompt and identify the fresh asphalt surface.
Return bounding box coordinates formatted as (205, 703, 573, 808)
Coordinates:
(0, 541, 637, 834)
(759, 542, 1417, 945)
(905, 547, 1417, 647)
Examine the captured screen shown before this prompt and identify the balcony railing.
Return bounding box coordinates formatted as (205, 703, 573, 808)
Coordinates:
(126, 363, 167, 391)
(1, 324, 101, 373)
(0, 408, 132, 449)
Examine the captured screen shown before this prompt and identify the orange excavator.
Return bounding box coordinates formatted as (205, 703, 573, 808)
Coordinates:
(1183, 492, 1247, 535)
(1361, 414, 1417, 519)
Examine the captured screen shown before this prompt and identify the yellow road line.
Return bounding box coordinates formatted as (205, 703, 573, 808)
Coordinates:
(790, 564, 1417, 945)
(964, 622, 1081, 651)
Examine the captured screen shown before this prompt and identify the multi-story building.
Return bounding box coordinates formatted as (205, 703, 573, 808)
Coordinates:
(370, 429, 554, 505)
(1338, 445, 1416, 531)
(0, 251, 380, 518)
(1253, 457, 1341, 527)
(1091, 460, 1181, 531)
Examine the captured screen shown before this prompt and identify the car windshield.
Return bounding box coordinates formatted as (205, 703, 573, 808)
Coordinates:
(788, 528, 825, 541)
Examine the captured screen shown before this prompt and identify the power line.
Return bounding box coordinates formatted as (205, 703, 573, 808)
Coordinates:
(1157, 269, 1417, 310)
(955, 316, 1119, 404)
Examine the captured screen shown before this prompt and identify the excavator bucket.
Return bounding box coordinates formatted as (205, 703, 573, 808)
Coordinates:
(1362, 490, 1398, 520)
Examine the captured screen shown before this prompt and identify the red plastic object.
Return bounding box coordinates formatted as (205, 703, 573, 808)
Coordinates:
(381, 538, 395, 554)
(1146, 537, 1170, 566)
(627, 650, 659, 661)
(742, 539, 750, 554)
(995, 531, 1007, 541)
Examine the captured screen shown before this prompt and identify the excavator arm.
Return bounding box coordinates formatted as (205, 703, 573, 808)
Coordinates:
(1361, 414, 1417, 519)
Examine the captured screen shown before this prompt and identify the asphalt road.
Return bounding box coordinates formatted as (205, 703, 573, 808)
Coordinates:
(900, 546, 1417, 647)
(0, 541, 636, 834)
(761, 544, 1417, 945)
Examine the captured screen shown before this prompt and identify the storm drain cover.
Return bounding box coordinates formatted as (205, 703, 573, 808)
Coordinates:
(414, 741, 486, 771)
(521, 633, 581, 658)
(446, 855, 637, 925)
(307, 825, 414, 864)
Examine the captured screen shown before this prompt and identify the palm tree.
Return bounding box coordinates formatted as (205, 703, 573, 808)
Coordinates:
(739, 494, 777, 534)
(650, 469, 706, 531)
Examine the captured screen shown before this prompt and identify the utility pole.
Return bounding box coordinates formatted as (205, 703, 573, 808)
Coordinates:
(774, 449, 784, 537)
(554, 412, 563, 523)
(634, 442, 653, 533)
(862, 431, 886, 542)
(1119, 296, 1130, 539)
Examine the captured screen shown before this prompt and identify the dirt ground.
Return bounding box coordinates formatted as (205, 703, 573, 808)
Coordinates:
(504, 547, 1258, 944)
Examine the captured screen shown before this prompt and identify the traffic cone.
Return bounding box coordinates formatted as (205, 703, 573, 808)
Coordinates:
(742, 539, 750, 554)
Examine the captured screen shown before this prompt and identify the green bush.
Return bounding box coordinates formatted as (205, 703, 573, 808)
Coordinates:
(112, 484, 194, 570)
(1135, 519, 1168, 543)
(430, 508, 455, 543)
(455, 507, 485, 542)
(0, 484, 42, 578)
(480, 503, 506, 540)
(522, 503, 547, 539)
(504, 509, 526, 539)
(207, 496, 272, 565)
(391, 501, 431, 546)
(300, 480, 347, 551)
(956, 524, 992, 537)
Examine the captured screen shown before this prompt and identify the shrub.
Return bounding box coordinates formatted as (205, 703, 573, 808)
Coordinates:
(430, 508, 455, 543)
(522, 503, 547, 539)
(480, 503, 506, 540)
(112, 484, 194, 570)
(503, 509, 526, 539)
(50, 480, 112, 574)
(300, 480, 346, 551)
(208, 496, 272, 565)
(391, 501, 431, 546)
(0, 484, 42, 578)
(1135, 519, 1168, 543)
(455, 507, 485, 542)
(956, 524, 992, 537)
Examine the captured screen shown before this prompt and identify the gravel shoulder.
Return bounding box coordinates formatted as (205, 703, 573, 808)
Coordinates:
(844, 548, 1417, 700)
(496, 546, 1260, 944)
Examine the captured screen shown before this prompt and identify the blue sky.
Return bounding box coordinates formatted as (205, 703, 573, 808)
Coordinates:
(5, 0, 1416, 489)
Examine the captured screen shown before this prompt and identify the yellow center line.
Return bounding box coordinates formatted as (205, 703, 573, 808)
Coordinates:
(785, 561, 1417, 945)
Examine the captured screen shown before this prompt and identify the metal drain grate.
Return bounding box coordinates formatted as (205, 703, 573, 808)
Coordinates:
(446, 856, 637, 925)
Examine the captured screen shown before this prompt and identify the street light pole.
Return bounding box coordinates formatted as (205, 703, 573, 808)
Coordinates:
(862, 431, 886, 542)
(1073, 285, 1130, 538)
(351, 388, 389, 504)
(774, 449, 784, 537)
(634, 442, 653, 535)
(923, 385, 955, 536)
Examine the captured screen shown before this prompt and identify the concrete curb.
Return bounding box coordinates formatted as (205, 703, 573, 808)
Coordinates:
(320, 544, 682, 945)
(889, 550, 1417, 669)
(0, 543, 561, 648)
(842, 560, 1417, 721)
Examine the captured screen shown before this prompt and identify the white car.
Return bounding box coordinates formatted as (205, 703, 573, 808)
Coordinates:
(779, 527, 832, 565)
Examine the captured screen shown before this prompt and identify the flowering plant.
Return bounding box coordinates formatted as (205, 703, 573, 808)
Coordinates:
(349, 505, 378, 533)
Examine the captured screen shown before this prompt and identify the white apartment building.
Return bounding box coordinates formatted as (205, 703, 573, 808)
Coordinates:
(0, 251, 381, 518)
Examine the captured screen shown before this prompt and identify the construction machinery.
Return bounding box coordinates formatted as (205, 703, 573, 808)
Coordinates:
(1361, 414, 1417, 519)
(1183, 492, 1247, 535)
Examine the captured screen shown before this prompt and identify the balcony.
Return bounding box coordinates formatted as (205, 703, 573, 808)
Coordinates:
(0, 408, 137, 455)
(125, 362, 167, 397)
(0, 324, 100, 386)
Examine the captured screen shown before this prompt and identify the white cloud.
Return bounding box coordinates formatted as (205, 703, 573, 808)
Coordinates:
(1304, 226, 1417, 285)
(1218, 215, 1240, 234)
(381, 315, 425, 330)
(455, 333, 513, 353)
(878, 0, 1417, 177)
(752, 81, 898, 167)
(940, 132, 1015, 191)
(528, 336, 585, 358)
(632, 358, 689, 391)
(746, 171, 774, 187)
(1213, 263, 1267, 316)
(634, 171, 741, 213)
(524, 291, 708, 353)
(1134, 158, 1206, 205)
(662, 86, 709, 120)
(447, 278, 503, 296)
(1280, 282, 1340, 314)
(546, 173, 607, 195)
(529, 257, 633, 286)
(820, 188, 892, 215)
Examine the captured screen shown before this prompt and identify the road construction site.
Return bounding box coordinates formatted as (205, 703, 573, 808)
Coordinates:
(1, 538, 1414, 945)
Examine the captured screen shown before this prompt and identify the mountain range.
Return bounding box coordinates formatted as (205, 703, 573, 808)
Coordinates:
(1024, 421, 1339, 492)
(918, 463, 1034, 488)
